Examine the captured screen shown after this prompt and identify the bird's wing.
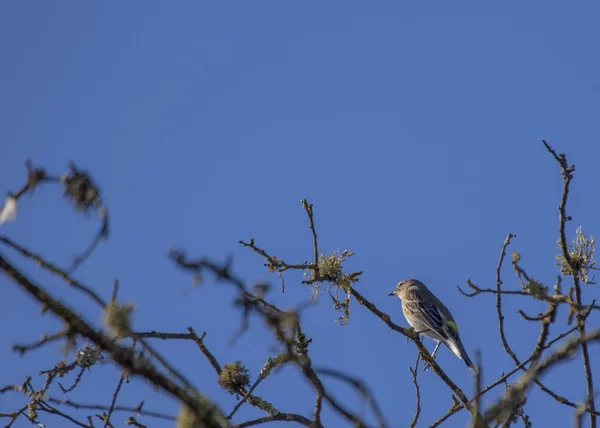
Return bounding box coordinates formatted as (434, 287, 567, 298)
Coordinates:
(413, 299, 448, 340)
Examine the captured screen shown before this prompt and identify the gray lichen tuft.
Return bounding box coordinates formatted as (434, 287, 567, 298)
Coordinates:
(75, 344, 104, 369)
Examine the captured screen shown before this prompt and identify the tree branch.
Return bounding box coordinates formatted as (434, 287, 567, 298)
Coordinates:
(0, 251, 228, 428)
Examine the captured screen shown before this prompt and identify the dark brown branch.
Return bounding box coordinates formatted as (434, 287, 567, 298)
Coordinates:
(0, 251, 228, 428)
(232, 413, 312, 427)
(228, 354, 288, 420)
(36, 402, 90, 428)
(457, 278, 600, 313)
(315, 367, 387, 428)
(495, 233, 518, 362)
(135, 323, 290, 421)
(0, 236, 107, 307)
(62, 162, 110, 273)
(484, 328, 600, 425)
(542, 140, 574, 266)
(526, 302, 557, 365)
(5, 161, 109, 273)
(408, 355, 421, 428)
(544, 140, 597, 427)
(12, 328, 70, 356)
(348, 286, 474, 414)
(130, 327, 206, 388)
(301, 199, 320, 283)
(12, 159, 61, 199)
(431, 326, 596, 426)
(59, 367, 86, 393)
(43, 397, 174, 421)
(68, 205, 109, 273)
(238, 239, 312, 276)
(127, 416, 147, 427)
(103, 373, 126, 428)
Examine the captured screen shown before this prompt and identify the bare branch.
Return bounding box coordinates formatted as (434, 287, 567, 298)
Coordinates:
(232, 413, 312, 427)
(495, 233, 519, 362)
(103, 373, 126, 428)
(0, 251, 228, 428)
(301, 199, 320, 283)
(0, 236, 107, 307)
(408, 355, 421, 428)
(12, 328, 70, 356)
(544, 140, 597, 427)
(315, 367, 387, 428)
(484, 328, 600, 425)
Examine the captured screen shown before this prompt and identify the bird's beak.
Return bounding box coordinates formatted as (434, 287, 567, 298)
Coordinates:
(388, 291, 395, 296)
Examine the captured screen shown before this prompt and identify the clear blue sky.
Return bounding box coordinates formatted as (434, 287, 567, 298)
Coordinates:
(1, 2, 599, 427)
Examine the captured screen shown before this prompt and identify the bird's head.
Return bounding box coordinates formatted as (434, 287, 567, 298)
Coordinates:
(388, 279, 421, 298)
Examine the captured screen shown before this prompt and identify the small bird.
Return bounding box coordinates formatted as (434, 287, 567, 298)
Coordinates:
(389, 279, 474, 370)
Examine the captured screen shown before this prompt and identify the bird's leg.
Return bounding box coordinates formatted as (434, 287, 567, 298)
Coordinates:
(423, 341, 441, 372)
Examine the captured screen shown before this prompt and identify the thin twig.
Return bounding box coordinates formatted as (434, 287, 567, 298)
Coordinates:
(484, 328, 600, 424)
(228, 355, 288, 420)
(68, 206, 109, 273)
(12, 328, 70, 356)
(495, 233, 518, 362)
(104, 373, 126, 428)
(408, 354, 421, 428)
(315, 367, 387, 428)
(45, 397, 175, 420)
(544, 140, 597, 427)
(59, 367, 86, 393)
(0, 236, 107, 307)
(457, 278, 600, 312)
(301, 199, 320, 283)
(431, 325, 594, 426)
(232, 413, 312, 427)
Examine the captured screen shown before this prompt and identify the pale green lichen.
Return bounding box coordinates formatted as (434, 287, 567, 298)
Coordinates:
(218, 362, 251, 396)
(101, 300, 135, 339)
(304, 249, 360, 324)
(555, 226, 597, 285)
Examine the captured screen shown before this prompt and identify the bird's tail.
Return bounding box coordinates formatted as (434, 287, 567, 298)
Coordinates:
(447, 338, 475, 371)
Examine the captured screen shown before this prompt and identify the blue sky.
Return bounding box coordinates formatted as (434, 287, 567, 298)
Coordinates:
(1, 2, 599, 427)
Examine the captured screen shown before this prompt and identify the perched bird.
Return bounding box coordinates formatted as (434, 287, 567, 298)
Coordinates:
(389, 279, 474, 370)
